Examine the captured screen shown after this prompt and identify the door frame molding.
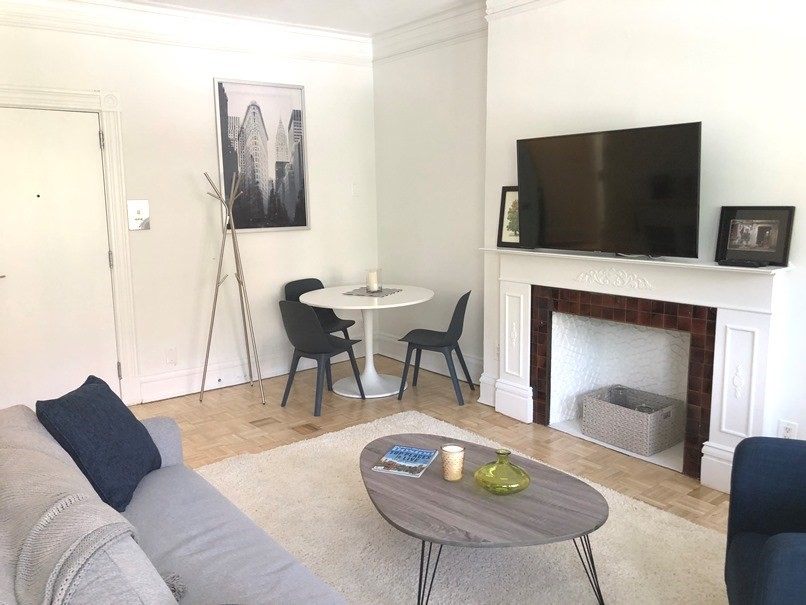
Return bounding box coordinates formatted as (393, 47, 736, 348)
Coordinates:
(0, 85, 141, 403)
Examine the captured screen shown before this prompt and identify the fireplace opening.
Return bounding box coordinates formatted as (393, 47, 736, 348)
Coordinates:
(549, 313, 691, 472)
(531, 286, 716, 478)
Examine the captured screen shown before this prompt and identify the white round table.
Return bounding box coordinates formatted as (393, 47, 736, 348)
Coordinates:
(299, 284, 434, 398)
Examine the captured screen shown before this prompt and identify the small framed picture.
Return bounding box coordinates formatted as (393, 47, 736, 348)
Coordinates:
(715, 206, 795, 267)
(497, 186, 522, 248)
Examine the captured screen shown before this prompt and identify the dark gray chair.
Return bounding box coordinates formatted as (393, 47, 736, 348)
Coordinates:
(279, 301, 365, 417)
(284, 278, 355, 340)
(397, 291, 474, 405)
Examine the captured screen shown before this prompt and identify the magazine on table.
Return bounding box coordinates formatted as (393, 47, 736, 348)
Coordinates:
(372, 445, 438, 478)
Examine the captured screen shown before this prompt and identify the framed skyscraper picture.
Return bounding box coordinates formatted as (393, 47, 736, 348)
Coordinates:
(214, 79, 309, 230)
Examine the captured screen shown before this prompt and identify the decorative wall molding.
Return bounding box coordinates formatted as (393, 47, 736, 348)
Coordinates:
(373, 1, 487, 63)
(0, 0, 372, 65)
(575, 267, 655, 290)
(486, 0, 569, 21)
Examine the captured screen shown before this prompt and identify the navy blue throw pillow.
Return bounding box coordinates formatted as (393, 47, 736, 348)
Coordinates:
(36, 375, 162, 511)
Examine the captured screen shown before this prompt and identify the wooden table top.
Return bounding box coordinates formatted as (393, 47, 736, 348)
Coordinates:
(360, 433, 609, 548)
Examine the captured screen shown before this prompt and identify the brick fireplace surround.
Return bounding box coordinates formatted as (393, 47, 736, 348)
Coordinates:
(530, 286, 716, 478)
(483, 249, 788, 492)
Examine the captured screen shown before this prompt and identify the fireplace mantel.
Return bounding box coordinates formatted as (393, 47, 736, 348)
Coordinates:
(480, 248, 790, 492)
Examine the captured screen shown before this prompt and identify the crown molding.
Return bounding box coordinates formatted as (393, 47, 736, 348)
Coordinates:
(373, 1, 487, 63)
(486, 0, 569, 21)
(0, 0, 373, 66)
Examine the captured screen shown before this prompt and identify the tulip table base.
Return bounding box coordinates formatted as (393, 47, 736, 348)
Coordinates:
(333, 374, 404, 399)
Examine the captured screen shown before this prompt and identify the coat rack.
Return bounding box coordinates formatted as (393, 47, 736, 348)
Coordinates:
(199, 172, 265, 404)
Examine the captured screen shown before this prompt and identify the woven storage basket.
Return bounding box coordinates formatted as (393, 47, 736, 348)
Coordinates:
(581, 385, 685, 456)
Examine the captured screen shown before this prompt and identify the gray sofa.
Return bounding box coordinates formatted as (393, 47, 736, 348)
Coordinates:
(0, 405, 345, 605)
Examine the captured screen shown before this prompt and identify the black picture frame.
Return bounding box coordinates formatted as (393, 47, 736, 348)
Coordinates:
(497, 186, 523, 248)
(214, 79, 309, 231)
(715, 206, 795, 267)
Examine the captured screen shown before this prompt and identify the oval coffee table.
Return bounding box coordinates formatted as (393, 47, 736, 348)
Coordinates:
(360, 433, 609, 604)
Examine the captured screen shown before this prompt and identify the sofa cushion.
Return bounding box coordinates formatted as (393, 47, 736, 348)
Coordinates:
(123, 464, 345, 605)
(726, 532, 768, 603)
(36, 375, 161, 512)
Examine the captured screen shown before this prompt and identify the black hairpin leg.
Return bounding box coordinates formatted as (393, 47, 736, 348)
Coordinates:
(573, 534, 605, 604)
(417, 541, 443, 605)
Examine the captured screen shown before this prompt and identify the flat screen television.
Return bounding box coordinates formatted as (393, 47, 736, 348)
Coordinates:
(516, 122, 701, 258)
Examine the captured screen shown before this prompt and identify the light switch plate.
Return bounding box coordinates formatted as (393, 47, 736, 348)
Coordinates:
(127, 199, 150, 230)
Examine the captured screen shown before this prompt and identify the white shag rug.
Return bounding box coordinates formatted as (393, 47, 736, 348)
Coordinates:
(198, 411, 727, 605)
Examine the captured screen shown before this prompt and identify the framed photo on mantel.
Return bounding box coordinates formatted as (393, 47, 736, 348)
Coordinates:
(715, 206, 795, 267)
(497, 186, 522, 248)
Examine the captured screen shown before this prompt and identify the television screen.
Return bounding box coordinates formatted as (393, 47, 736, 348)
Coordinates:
(516, 122, 701, 258)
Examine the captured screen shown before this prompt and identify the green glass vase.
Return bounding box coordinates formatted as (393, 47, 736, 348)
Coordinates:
(474, 449, 531, 495)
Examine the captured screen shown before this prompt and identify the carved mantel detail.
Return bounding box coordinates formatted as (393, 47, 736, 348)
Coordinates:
(575, 267, 655, 290)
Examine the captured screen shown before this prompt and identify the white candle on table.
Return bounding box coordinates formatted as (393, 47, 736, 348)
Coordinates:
(367, 270, 379, 292)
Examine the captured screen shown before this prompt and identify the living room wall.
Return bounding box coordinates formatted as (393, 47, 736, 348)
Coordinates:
(1, 3, 379, 402)
(373, 31, 488, 381)
(482, 0, 806, 430)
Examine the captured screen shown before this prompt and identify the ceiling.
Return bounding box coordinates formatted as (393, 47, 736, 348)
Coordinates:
(122, 0, 482, 36)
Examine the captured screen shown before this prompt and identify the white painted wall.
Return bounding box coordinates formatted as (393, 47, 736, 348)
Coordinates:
(373, 36, 488, 382)
(483, 0, 806, 433)
(1, 5, 378, 402)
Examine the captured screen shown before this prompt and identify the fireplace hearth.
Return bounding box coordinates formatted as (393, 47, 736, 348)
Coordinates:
(530, 285, 716, 478)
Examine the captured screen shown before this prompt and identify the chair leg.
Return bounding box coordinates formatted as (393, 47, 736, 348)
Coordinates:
(281, 352, 301, 407)
(454, 345, 475, 391)
(412, 348, 423, 386)
(314, 356, 327, 417)
(398, 343, 414, 400)
(341, 328, 350, 340)
(325, 359, 333, 391)
(442, 348, 464, 405)
(347, 347, 366, 399)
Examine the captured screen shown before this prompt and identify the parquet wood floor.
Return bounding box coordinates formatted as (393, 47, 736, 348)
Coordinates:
(132, 355, 729, 533)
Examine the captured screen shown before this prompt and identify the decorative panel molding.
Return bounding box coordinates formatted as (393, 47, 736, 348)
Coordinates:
(0, 0, 372, 65)
(501, 285, 529, 382)
(575, 267, 655, 290)
(496, 281, 533, 423)
(719, 327, 757, 437)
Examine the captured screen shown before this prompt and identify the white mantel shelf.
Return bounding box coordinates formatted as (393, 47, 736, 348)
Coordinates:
(483, 247, 791, 493)
(482, 247, 788, 275)
(482, 247, 790, 315)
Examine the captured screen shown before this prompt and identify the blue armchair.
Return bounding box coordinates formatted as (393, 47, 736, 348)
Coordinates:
(726, 436, 806, 604)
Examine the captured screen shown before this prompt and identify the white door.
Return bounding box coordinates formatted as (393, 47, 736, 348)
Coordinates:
(0, 107, 120, 408)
